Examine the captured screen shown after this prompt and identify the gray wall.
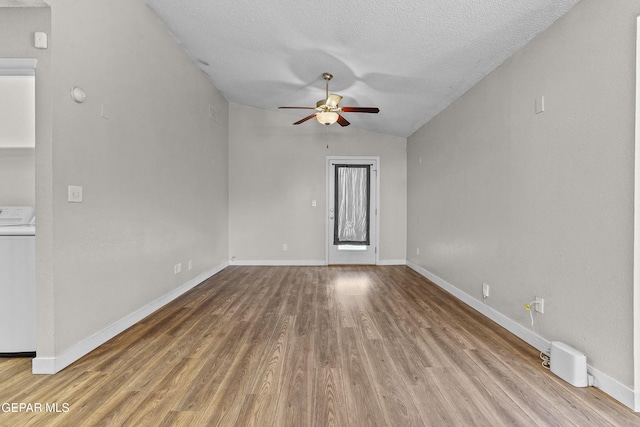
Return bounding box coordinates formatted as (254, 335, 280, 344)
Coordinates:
(40, 0, 229, 357)
(229, 104, 407, 264)
(407, 0, 639, 386)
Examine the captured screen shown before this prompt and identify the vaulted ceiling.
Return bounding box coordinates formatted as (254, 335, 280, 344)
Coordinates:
(145, 0, 580, 137)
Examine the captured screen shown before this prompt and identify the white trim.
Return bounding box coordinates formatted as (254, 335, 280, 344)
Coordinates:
(326, 156, 381, 265)
(407, 261, 636, 411)
(378, 259, 407, 266)
(634, 15, 640, 413)
(229, 259, 406, 266)
(588, 364, 635, 411)
(32, 262, 228, 374)
(229, 259, 326, 266)
(228, 260, 405, 266)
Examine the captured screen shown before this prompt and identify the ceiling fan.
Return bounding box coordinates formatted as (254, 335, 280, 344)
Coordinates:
(278, 72, 380, 127)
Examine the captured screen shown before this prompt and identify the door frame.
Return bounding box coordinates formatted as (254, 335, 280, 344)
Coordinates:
(326, 156, 380, 265)
(633, 14, 640, 412)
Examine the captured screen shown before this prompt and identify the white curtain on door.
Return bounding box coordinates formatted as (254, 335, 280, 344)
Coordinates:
(334, 165, 370, 245)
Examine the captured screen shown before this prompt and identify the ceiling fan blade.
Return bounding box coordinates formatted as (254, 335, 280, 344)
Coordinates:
(293, 113, 317, 125)
(337, 114, 350, 127)
(279, 106, 316, 110)
(326, 94, 342, 108)
(340, 107, 380, 113)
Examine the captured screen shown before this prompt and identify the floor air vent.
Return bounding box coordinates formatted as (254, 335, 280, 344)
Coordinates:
(550, 341, 588, 387)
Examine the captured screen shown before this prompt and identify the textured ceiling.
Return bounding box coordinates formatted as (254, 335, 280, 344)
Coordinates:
(145, 0, 579, 137)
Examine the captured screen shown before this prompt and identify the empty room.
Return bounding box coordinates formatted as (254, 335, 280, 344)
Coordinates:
(2, 0, 640, 425)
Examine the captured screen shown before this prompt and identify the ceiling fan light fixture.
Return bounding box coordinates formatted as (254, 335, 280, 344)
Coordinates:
(316, 111, 339, 125)
(278, 72, 379, 127)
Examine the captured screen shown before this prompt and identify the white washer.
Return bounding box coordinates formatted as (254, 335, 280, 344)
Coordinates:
(0, 206, 36, 356)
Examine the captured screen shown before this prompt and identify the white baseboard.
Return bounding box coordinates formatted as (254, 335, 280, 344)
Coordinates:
(229, 259, 326, 266)
(230, 259, 406, 266)
(587, 364, 636, 411)
(378, 259, 407, 266)
(406, 261, 637, 412)
(32, 262, 228, 375)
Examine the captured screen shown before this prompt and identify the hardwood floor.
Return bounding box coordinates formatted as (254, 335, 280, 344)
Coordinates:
(1, 265, 639, 426)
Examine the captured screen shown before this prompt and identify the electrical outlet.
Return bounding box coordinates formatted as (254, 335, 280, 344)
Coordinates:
(188, 260, 193, 270)
(282, 244, 287, 251)
(416, 247, 420, 255)
(535, 297, 544, 314)
(67, 185, 83, 203)
(482, 283, 490, 299)
(174, 263, 182, 274)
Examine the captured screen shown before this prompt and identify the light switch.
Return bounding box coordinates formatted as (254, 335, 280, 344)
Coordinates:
(68, 185, 83, 203)
(312, 200, 317, 207)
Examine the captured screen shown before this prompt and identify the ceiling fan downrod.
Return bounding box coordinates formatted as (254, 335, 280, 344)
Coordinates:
(323, 72, 333, 101)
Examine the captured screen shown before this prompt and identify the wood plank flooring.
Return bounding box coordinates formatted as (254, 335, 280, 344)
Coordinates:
(1, 265, 639, 426)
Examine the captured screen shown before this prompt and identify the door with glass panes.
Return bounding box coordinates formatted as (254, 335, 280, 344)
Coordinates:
(327, 157, 378, 265)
